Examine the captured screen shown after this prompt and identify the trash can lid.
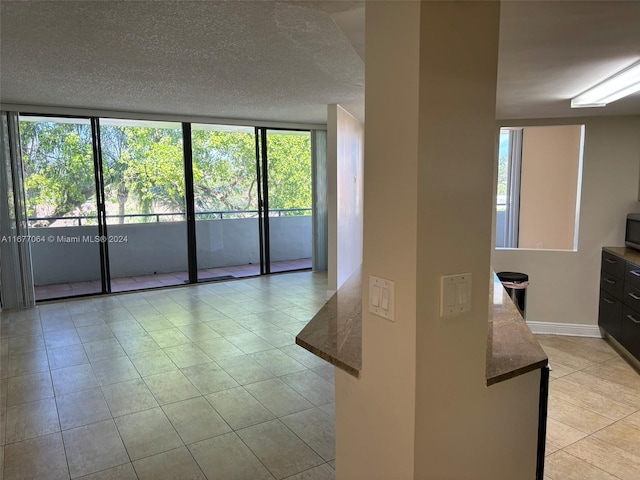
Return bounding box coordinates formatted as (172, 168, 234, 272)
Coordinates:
(496, 271, 528, 283)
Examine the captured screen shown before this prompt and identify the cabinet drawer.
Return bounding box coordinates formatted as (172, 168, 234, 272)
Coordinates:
(625, 262, 640, 291)
(599, 290, 623, 341)
(601, 271, 624, 299)
(621, 306, 640, 359)
(602, 251, 625, 278)
(625, 284, 640, 310)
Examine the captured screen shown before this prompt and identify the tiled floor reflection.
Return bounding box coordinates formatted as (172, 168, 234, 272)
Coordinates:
(536, 334, 640, 480)
(35, 258, 313, 301)
(1, 271, 334, 480)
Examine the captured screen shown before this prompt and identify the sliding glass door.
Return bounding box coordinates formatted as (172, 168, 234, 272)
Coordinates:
(191, 125, 313, 280)
(191, 124, 261, 280)
(19, 116, 103, 300)
(100, 119, 188, 292)
(264, 129, 313, 273)
(15, 114, 315, 301)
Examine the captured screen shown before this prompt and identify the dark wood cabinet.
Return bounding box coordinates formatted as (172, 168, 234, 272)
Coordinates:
(599, 290, 623, 340)
(622, 306, 640, 359)
(601, 271, 623, 299)
(599, 249, 640, 361)
(602, 250, 625, 277)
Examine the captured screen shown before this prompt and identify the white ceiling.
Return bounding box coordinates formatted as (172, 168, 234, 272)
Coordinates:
(1, 1, 639, 124)
(497, 0, 640, 120)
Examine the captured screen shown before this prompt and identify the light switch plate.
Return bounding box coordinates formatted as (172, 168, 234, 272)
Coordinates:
(440, 273, 472, 317)
(369, 275, 395, 322)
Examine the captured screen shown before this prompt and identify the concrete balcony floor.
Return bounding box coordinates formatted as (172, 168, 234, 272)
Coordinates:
(35, 258, 312, 301)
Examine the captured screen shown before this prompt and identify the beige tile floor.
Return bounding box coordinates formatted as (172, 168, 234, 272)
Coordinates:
(0, 271, 335, 480)
(3, 271, 640, 480)
(537, 334, 640, 480)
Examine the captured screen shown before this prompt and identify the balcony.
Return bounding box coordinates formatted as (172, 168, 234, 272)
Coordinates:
(29, 209, 313, 301)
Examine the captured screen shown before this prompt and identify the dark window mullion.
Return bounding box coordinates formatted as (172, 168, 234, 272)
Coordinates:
(255, 127, 266, 275)
(182, 123, 197, 284)
(91, 117, 111, 294)
(260, 128, 270, 274)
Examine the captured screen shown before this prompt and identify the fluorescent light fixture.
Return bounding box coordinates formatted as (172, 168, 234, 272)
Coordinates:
(571, 60, 640, 108)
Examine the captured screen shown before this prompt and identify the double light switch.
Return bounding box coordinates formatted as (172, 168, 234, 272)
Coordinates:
(369, 275, 395, 322)
(440, 273, 472, 316)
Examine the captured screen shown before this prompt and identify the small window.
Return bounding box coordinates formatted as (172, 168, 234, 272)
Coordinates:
(495, 125, 585, 251)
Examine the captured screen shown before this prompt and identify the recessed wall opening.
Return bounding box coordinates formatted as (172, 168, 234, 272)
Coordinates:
(495, 124, 585, 251)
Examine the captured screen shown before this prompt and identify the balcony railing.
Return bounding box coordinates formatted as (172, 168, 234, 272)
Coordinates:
(28, 208, 312, 226)
(29, 212, 313, 284)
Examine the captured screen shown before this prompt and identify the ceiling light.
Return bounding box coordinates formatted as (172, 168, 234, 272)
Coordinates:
(571, 60, 640, 108)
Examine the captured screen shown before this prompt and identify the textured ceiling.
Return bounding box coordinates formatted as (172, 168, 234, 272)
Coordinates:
(1, 1, 640, 123)
(0, 0, 365, 124)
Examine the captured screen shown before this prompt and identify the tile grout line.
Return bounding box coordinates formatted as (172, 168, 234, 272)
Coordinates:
(232, 419, 282, 480)
(553, 449, 625, 480)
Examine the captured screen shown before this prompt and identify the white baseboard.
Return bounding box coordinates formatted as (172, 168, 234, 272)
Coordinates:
(526, 321, 603, 338)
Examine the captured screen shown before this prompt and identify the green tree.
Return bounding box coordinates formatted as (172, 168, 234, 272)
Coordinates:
(99, 126, 130, 222)
(191, 129, 258, 214)
(20, 120, 96, 224)
(266, 132, 312, 213)
(101, 126, 185, 220)
(20, 120, 313, 225)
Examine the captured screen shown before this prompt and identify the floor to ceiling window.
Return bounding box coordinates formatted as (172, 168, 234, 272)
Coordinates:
(15, 114, 316, 301)
(264, 129, 313, 274)
(100, 119, 188, 292)
(191, 124, 262, 280)
(20, 116, 103, 300)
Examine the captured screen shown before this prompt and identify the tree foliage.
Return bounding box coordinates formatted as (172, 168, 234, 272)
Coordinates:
(191, 129, 259, 214)
(101, 126, 186, 220)
(267, 132, 312, 211)
(20, 121, 96, 222)
(19, 119, 312, 225)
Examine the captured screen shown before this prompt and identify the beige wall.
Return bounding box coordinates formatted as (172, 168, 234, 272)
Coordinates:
(336, 2, 541, 479)
(335, 3, 420, 478)
(493, 116, 640, 327)
(327, 104, 364, 292)
(518, 125, 583, 249)
(414, 2, 538, 478)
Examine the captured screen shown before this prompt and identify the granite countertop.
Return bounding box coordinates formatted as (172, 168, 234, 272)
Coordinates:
(296, 266, 548, 384)
(603, 246, 640, 265)
(486, 271, 548, 386)
(295, 267, 362, 377)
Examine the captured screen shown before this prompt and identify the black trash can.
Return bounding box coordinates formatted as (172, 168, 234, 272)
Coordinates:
(497, 271, 529, 318)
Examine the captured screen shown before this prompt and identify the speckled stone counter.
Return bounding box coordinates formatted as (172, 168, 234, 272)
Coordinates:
(603, 246, 640, 265)
(296, 267, 547, 384)
(486, 272, 548, 386)
(296, 267, 362, 377)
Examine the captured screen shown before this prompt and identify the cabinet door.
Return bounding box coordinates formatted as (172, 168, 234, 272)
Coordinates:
(599, 290, 623, 341)
(621, 306, 640, 359)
